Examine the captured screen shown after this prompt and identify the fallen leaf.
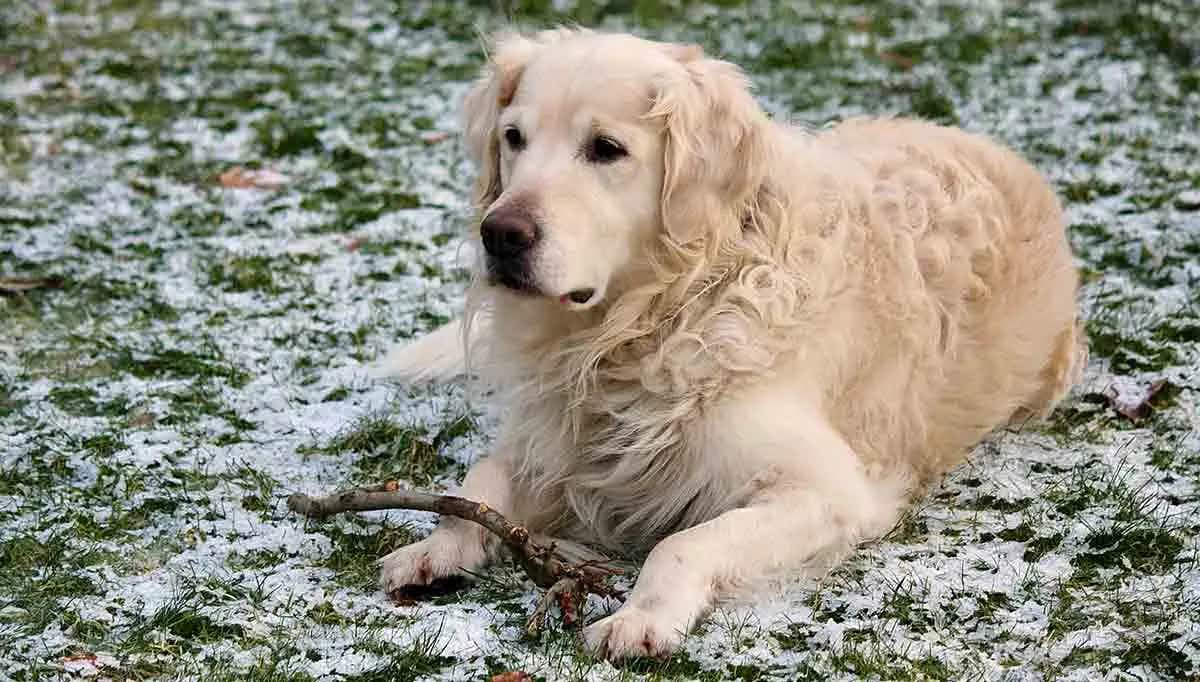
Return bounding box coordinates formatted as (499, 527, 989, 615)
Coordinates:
(62, 653, 98, 663)
(879, 51, 915, 70)
(0, 276, 64, 297)
(1104, 378, 1170, 422)
(61, 650, 116, 676)
(344, 236, 364, 252)
(490, 672, 532, 682)
(61, 652, 100, 674)
(129, 411, 156, 428)
(421, 131, 451, 145)
(218, 166, 290, 190)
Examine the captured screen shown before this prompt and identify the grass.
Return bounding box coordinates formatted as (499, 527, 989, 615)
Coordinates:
(310, 412, 473, 486)
(1, 0, 1198, 680)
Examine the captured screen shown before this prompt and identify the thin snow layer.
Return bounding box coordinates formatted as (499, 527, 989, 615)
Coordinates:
(1, 1, 1197, 680)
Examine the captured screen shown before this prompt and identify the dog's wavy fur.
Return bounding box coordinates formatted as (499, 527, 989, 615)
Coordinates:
(375, 28, 1085, 659)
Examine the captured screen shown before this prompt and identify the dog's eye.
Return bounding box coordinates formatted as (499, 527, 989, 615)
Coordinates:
(503, 126, 525, 151)
(586, 135, 628, 164)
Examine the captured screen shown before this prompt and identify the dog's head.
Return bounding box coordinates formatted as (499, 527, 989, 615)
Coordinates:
(462, 29, 768, 310)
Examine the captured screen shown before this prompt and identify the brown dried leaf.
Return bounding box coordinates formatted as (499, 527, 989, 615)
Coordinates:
(62, 653, 98, 663)
(218, 166, 290, 190)
(489, 673, 532, 682)
(421, 131, 452, 145)
(879, 51, 915, 70)
(1104, 378, 1169, 422)
(129, 411, 156, 428)
(0, 276, 64, 296)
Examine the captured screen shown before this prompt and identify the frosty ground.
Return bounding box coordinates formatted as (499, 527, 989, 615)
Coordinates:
(1, 1, 1198, 680)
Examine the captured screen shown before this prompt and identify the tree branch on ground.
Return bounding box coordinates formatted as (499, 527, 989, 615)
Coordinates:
(287, 481, 623, 635)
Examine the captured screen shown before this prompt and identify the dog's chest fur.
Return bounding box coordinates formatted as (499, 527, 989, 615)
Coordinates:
(477, 269, 798, 552)
(486, 338, 745, 554)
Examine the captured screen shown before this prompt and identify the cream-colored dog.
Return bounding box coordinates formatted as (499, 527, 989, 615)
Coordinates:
(374, 28, 1085, 660)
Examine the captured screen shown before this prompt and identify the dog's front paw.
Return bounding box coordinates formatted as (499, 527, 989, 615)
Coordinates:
(378, 529, 486, 595)
(583, 603, 693, 660)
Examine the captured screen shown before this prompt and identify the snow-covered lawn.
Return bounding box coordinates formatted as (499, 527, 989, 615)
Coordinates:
(2, 1, 1197, 679)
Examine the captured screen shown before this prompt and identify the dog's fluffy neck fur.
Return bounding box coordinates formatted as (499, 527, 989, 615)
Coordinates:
(464, 284, 741, 553)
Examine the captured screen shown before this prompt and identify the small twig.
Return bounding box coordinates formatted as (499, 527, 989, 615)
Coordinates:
(287, 481, 623, 632)
(525, 577, 579, 636)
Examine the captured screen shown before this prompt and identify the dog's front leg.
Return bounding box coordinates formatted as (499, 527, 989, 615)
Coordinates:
(584, 408, 904, 660)
(379, 452, 515, 594)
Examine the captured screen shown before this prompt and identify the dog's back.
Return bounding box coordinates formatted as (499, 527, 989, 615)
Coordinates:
(807, 118, 1084, 481)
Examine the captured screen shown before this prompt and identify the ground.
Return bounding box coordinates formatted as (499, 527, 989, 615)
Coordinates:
(1, 1, 1198, 680)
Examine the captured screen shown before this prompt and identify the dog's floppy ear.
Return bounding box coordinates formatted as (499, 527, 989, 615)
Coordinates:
(649, 46, 770, 246)
(462, 28, 583, 210)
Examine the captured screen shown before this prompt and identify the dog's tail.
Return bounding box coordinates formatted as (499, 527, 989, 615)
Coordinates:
(371, 318, 470, 383)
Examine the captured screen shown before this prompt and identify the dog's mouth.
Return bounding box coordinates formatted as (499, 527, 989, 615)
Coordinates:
(490, 271, 540, 296)
(487, 258, 541, 295)
(487, 260, 599, 308)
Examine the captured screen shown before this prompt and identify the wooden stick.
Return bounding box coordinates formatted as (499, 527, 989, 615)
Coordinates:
(287, 481, 623, 632)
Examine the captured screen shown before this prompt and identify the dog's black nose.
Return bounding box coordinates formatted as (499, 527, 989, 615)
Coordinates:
(481, 207, 538, 259)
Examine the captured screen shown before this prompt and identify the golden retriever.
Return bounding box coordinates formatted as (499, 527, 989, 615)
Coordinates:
(373, 28, 1085, 660)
